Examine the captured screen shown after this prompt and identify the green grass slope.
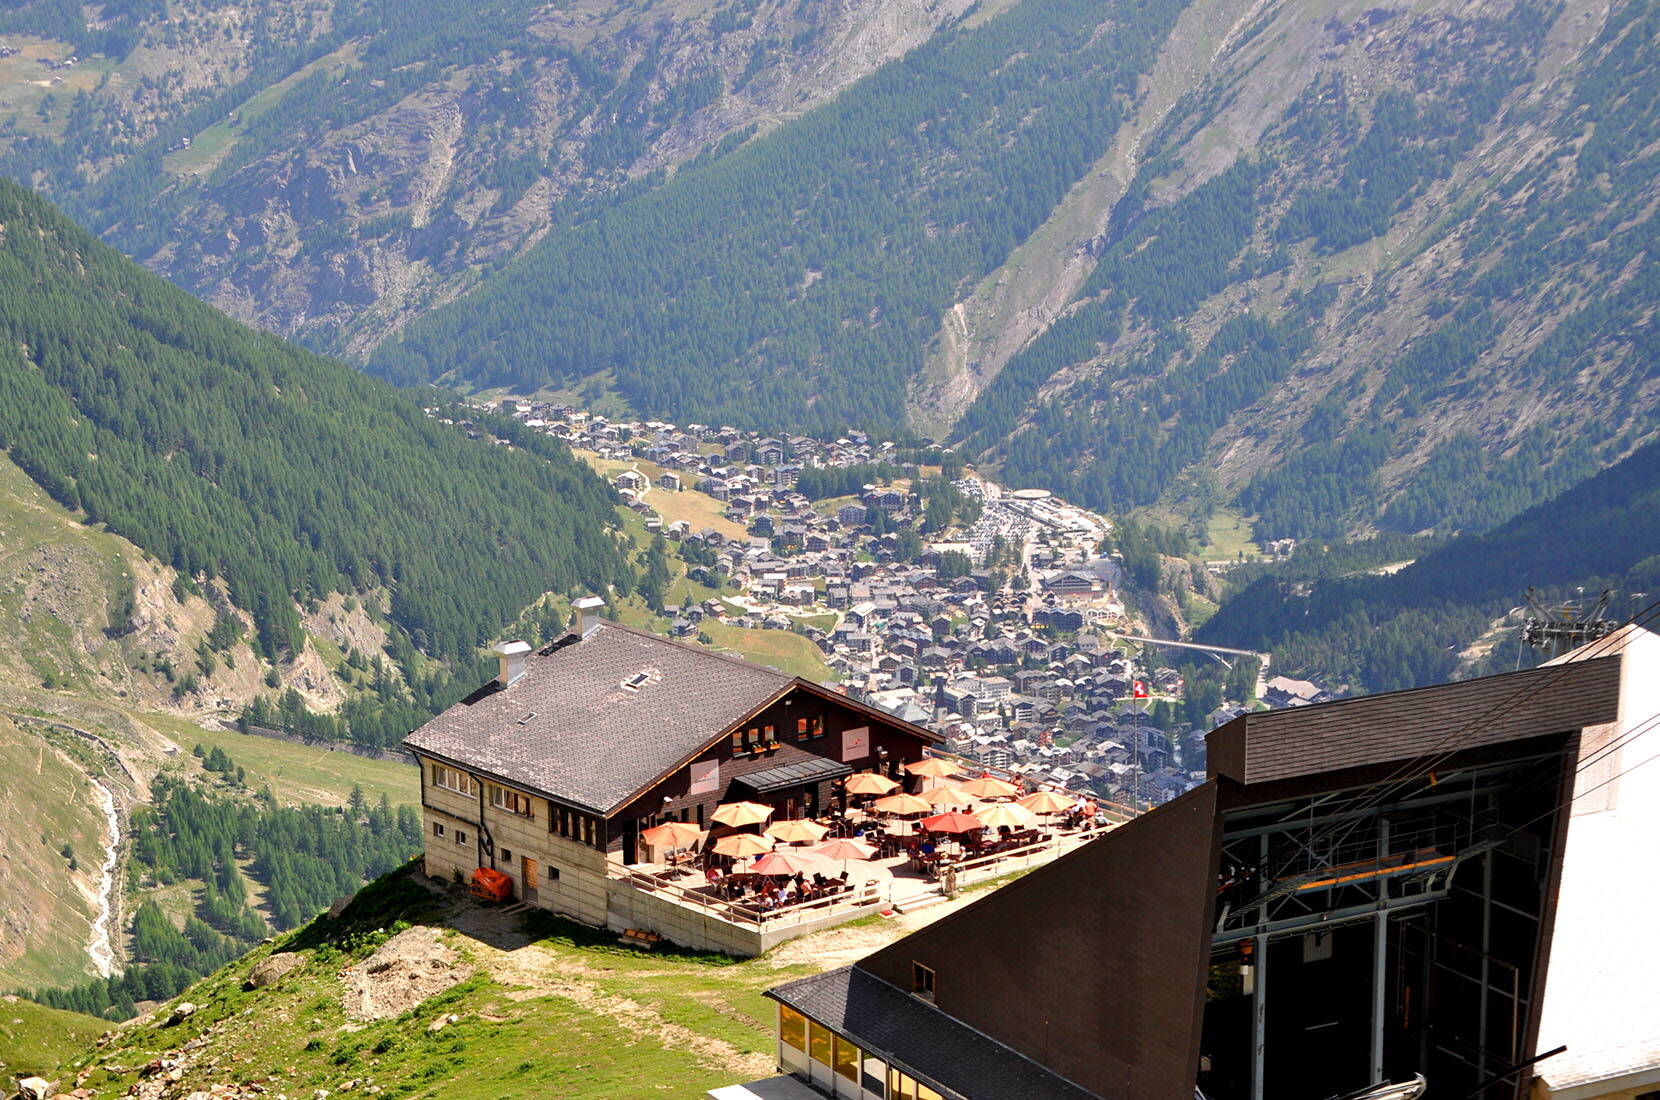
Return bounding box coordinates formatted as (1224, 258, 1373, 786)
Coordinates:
(61, 867, 831, 1100)
(0, 997, 106, 1082)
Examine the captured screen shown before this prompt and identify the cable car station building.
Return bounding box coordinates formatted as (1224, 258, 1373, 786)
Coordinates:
(743, 630, 1659, 1100)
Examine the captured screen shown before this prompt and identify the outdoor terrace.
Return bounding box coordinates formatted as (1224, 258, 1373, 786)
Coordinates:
(605, 752, 1135, 951)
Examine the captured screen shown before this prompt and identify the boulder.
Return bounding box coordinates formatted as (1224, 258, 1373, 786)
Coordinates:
(16, 1077, 51, 1100)
(245, 953, 303, 990)
(166, 1002, 198, 1026)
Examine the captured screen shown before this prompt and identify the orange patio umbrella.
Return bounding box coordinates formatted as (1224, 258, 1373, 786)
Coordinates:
(904, 757, 961, 778)
(1017, 789, 1074, 814)
(711, 800, 774, 827)
(921, 784, 967, 808)
(843, 772, 899, 795)
(640, 821, 704, 849)
(712, 833, 774, 858)
(870, 792, 932, 816)
(958, 775, 1019, 799)
(976, 802, 1036, 829)
(766, 818, 830, 844)
(919, 810, 984, 834)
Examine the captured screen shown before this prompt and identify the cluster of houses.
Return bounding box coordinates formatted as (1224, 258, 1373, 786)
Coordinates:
(458, 399, 1271, 809)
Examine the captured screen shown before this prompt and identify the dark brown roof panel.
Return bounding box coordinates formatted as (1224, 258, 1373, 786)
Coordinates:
(1207, 656, 1622, 786)
(856, 782, 1223, 1100)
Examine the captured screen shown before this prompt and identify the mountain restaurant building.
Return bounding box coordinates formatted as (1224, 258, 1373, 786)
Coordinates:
(404, 602, 941, 955)
(736, 633, 1657, 1100)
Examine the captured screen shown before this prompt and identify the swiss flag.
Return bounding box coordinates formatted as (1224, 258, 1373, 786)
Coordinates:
(1132, 680, 1148, 700)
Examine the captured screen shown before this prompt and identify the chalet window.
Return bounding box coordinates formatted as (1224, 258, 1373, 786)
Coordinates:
(911, 962, 935, 1001)
(500, 848, 513, 862)
(490, 784, 534, 818)
(455, 830, 468, 846)
(732, 731, 744, 752)
(796, 717, 809, 738)
(808, 1021, 833, 1066)
(431, 764, 475, 796)
(833, 1036, 860, 1081)
(779, 1005, 807, 1052)
(432, 822, 445, 838)
(763, 724, 776, 744)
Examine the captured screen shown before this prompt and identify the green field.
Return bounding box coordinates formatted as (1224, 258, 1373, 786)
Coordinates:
(0, 997, 105, 1079)
(577, 451, 749, 539)
(139, 713, 419, 811)
(164, 44, 360, 177)
(697, 622, 835, 682)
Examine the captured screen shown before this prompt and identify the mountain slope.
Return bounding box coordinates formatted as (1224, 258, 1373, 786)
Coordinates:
(382, 0, 1657, 537)
(0, 0, 982, 354)
(366, 0, 1190, 433)
(946, 0, 1659, 538)
(0, 178, 625, 690)
(1197, 438, 1660, 692)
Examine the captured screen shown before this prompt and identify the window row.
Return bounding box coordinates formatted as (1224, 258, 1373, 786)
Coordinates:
(550, 804, 602, 849)
(780, 1006, 941, 1099)
(430, 820, 468, 845)
(491, 784, 535, 818)
(431, 763, 475, 796)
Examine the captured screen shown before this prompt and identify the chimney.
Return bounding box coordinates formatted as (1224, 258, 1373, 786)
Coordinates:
(574, 595, 606, 639)
(493, 640, 531, 688)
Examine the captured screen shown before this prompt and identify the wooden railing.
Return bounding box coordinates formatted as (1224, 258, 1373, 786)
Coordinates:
(612, 865, 888, 929)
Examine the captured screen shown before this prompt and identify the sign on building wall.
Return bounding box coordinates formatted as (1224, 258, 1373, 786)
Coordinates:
(842, 726, 870, 762)
(688, 758, 720, 795)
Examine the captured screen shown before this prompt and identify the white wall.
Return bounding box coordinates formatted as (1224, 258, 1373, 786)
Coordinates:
(1535, 627, 1660, 1098)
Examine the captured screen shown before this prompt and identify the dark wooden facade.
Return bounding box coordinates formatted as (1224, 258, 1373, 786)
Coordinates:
(606, 683, 935, 858)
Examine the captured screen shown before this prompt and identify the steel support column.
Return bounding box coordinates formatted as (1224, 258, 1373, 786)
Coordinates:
(1252, 932, 1269, 1100)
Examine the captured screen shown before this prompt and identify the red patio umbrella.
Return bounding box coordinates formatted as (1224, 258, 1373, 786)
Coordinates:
(919, 810, 984, 834)
(749, 850, 821, 877)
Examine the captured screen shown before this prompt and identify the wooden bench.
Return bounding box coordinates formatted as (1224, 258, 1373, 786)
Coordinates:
(618, 928, 663, 948)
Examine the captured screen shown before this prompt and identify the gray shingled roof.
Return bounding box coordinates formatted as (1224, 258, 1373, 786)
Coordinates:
(768, 967, 1100, 1100)
(404, 621, 792, 814)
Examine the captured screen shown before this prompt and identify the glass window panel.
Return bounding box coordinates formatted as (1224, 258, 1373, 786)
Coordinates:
(917, 1086, 944, 1100)
(833, 1036, 859, 1080)
(779, 1006, 806, 1051)
(809, 1021, 833, 1066)
(887, 1068, 916, 1100)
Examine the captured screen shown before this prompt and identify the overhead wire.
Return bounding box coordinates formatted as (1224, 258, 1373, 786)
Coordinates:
(1276, 596, 1660, 871)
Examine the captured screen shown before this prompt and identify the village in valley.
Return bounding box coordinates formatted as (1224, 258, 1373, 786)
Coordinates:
(457, 397, 1321, 812)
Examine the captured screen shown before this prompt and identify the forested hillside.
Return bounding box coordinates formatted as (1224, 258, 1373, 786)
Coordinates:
(0, 179, 626, 741)
(0, 0, 980, 353)
(1197, 439, 1660, 693)
(943, 0, 1660, 542)
(370, 0, 1188, 432)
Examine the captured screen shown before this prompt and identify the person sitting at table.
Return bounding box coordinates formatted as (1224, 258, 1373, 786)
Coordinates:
(920, 838, 936, 856)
